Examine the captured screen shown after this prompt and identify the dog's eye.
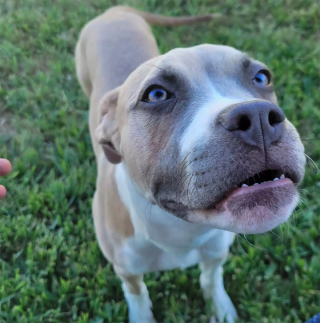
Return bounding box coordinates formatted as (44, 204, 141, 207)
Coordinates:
(149, 89, 167, 102)
(143, 86, 171, 102)
(253, 70, 271, 86)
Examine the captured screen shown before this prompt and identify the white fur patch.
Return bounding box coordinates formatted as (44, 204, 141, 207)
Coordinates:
(180, 87, 256, 157)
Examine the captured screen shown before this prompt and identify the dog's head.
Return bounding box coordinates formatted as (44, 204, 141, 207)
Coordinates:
(96, 44, 305, 234)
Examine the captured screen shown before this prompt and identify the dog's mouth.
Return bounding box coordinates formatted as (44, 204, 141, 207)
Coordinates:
(160, 168, 298, 215)
(234, 169, 293, 188)
(212, 169, 297, 212)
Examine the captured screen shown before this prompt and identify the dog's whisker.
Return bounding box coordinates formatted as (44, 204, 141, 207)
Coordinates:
(236, 235, 256, 263)
(304, 153, 319, 174)
(241, 233, 265, 251)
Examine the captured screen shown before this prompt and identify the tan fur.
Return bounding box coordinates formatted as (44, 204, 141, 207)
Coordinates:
(114, 264, 143, 295)
(92, 159, 134, 265)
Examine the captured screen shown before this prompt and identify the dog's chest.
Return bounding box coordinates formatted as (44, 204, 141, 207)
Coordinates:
(118, 236, 202, 274)
(117, 229, 234, 275)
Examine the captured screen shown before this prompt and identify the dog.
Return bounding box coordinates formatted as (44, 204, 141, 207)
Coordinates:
(75, 6, 305, 323)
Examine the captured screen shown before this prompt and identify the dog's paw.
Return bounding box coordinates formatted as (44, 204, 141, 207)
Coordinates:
(128, 303, 157, 323)
(211, 289, 238, 323)
(129, 316, 157, 323)
(129, 311, 157, 323)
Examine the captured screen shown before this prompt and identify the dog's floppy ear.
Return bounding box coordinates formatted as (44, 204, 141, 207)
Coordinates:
(95, 87, 122, 164)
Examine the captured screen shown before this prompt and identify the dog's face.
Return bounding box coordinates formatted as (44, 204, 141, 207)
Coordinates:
(97, 44, 305, 234)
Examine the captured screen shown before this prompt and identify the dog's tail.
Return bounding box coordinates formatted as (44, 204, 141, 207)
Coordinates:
(111, 6, 219, 27)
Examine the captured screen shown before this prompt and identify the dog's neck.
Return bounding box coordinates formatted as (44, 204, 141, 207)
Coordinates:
(115, 163, 219, 253)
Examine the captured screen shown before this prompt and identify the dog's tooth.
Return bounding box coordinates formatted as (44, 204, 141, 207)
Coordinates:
(242, 184, 248, 187)
(254, 183, 259, 185)
(262, 181, 267, 183)
(273, 178, 279, 181)
(280, 174, 285, 179)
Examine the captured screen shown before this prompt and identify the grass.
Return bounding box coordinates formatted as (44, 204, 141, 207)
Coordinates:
(0, 0, 319, 322)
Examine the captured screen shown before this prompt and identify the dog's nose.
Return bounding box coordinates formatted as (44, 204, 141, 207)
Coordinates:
(220, 100, 285, 148)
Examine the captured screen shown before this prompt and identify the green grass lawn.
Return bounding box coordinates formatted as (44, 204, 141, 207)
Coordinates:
(0, 0, 319, 322)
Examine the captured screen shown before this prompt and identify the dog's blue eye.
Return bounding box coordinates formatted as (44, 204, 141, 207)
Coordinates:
(147, 88, 168, 102)
(255, 73, 267, 84)
(253, 70, 270, 86)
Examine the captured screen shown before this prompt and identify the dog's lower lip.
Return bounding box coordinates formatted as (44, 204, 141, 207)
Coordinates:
(162, 174, 297, 213)
(214, 177, 294, 210)
(201, 177, 295, 211)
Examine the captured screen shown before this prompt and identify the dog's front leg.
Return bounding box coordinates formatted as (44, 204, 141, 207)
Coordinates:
(199, 253, 238, 323)
(114, 265, 157, 323)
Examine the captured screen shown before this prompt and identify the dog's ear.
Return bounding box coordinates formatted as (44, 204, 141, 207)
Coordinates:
(95, 87, 122, 164)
